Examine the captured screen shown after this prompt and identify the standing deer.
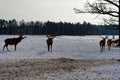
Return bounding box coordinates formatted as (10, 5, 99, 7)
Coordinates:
(46, 35, 56, 52)
(3, 35, 26, 51)
(107, 39, 112, 50)
(112, 39, 120, 47)
(107, 35, 119, 49)
(99, 36, 107, 52)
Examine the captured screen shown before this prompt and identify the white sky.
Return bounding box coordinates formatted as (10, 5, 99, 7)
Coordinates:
(0, 0, 102, 24)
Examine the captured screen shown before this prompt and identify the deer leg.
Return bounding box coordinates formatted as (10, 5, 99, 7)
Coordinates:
(112, 43, 115, 47)
(2, 44, 6, 51)
(48, 45, 49, 51)
(108, 46, 110, 50)
(3, 44, 9, 51)
(101, 46, 103, 52)
(6, 45, 9, 51)
(100, 46, 101, 52)
(51, 45, 52, 52)
(103, 46, 105, 51)
(101, 47, 103, 52)
(109, 45, 111, 50)
(15, 45, 17, 51)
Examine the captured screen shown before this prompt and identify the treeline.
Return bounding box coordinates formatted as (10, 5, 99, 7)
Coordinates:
(0, 19, 119, 35)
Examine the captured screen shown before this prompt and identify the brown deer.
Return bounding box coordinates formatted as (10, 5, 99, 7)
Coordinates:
(46, 35, 56, 52)
(99, 36, 107, 52)
(107, 39, 112, 50)
(2, 35, 26, 51)
(112, 39, 120, 47)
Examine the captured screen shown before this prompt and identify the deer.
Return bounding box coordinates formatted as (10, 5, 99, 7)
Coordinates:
(112, 39, 120, 47)
(2, 35, 26, 51)
(99, 36, 107, 52)
(46, 35, 56, 52)
(107, 39, 112, 50)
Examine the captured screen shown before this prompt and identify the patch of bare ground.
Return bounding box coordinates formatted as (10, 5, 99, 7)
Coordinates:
(0, 58, 120, 79)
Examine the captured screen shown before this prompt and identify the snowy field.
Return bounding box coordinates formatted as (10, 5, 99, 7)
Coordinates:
(0, 35, 120, 80)
(0, 35, 120, 60)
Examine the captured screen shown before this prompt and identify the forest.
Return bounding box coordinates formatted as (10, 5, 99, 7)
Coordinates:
(0, 19, 119, 35)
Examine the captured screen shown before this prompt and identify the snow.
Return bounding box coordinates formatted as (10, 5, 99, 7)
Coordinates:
(0, 35, 120, 80)
(0, 35, 120, 60)
(43, 64, 120, 80)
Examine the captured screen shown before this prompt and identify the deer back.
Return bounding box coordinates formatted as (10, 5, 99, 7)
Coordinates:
(46, 38, 53, 45)
(100, 38, 106, 46)
(5, 36, 24, 45)
(46, 35, 56, 45)
(107, 39, 112, 46)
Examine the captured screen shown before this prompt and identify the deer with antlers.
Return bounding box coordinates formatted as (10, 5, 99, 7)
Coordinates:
(2, 35, 26, 51)
(99, 36, 107, 52)
(46, 35, 56, 52)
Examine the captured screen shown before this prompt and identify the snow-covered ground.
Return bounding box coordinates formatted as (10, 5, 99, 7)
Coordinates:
(0, 35, 120, 80)
(0, 35, 120, 60)
(43, 64, 120, 80)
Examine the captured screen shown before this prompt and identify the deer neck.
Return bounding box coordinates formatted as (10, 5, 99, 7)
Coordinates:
(17, 37, 23, 42)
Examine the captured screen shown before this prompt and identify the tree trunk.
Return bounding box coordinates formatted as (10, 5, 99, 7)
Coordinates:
(116, 26, 120, 47)
(117, 7, 120, 47)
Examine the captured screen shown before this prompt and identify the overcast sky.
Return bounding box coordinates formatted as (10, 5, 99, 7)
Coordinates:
(0, 0, 102, 24)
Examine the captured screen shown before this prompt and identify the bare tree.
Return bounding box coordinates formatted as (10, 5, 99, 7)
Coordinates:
(74, 0, 120, 47)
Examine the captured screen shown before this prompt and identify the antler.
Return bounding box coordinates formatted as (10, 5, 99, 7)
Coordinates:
(46, 35, 56, 39)
(99, 35, 108, 39)
(46, 35, 50, 38)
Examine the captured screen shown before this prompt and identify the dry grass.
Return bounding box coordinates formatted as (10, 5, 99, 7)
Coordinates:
(0, 58, 119, 80)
